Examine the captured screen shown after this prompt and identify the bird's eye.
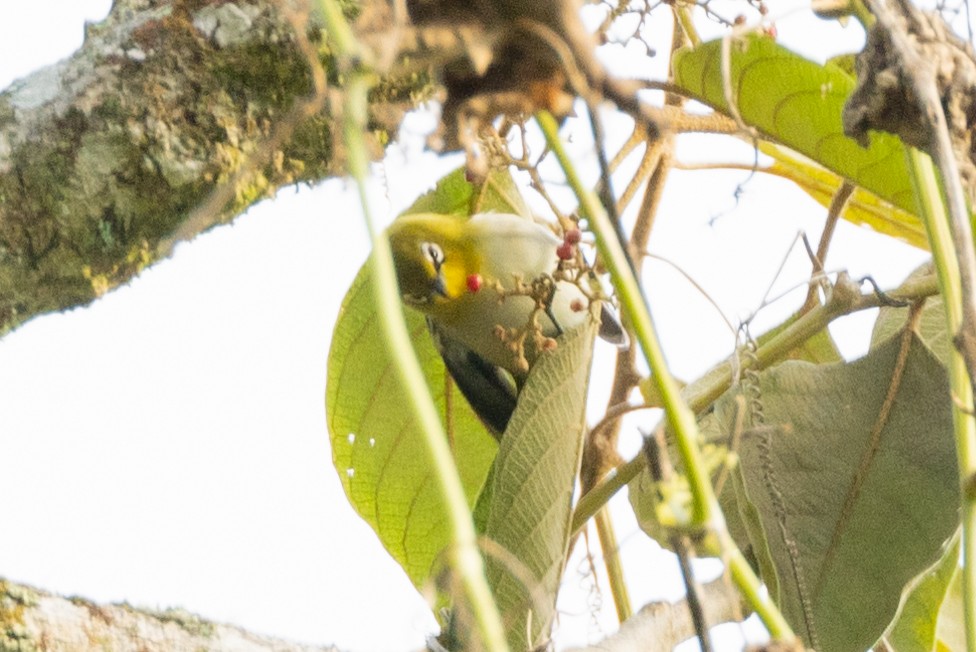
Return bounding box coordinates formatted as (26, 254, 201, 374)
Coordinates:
(421, 241, 444, 269)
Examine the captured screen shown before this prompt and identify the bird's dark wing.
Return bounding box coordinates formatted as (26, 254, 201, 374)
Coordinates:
(427, 318, 517, 440)
(598, 302, 629, 348)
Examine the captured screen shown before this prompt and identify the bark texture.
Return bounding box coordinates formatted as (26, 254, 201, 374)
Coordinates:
(0, 0, 414, 335)
(0, 577, 341, 652)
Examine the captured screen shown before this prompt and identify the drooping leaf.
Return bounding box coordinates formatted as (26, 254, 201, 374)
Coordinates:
(886, 530, 960, 652)
(326, 167, 529, 587)
(761, 142, 927, 249)
(728, 458, 782, 605)
(482, 320, 597, 651)
(672, 36, 926, 246)
(727, 333, 958, 652)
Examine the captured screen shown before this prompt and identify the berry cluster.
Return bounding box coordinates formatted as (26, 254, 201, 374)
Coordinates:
(556, 227, 582, 261)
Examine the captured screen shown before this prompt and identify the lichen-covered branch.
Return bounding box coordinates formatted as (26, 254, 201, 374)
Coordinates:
(0, 0, 418, 336)
(0, 577, 342, 652)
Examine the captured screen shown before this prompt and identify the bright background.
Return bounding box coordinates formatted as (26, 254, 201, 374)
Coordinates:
(0, 2, 936, 651)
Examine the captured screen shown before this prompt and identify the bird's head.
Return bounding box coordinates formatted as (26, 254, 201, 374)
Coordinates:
(387, 213, 481, 309)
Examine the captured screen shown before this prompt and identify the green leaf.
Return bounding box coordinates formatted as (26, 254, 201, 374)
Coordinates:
(886, 530, 960, 652)
(872, 262, 948, 364)
(326, 166, 531, 588)
(630, 318, 838, 556)
(727, 333, 959, 652)
(935, 561, 966, 652)
(406, 166, 532, 219)
(482, 320, 597, 651)
(729, 459, 782, 604)
(672, 36, 924, 245)
(327, 267, 497, 586)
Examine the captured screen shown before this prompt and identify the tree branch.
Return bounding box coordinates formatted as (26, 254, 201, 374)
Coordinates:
(564, 579, 741, 652)
(0, 0, 417, 336)
(0, 577, 342, 652)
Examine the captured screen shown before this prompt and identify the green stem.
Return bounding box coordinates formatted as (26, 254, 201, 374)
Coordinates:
(322, 3, 508, 650)
(595, 509, 632, 622)
(537, 110, 794, 640)
(538, 110, 713, 528)
(573, 456, 643, 536)
(906, 147, 976, 652)
(724, 536, 795, 636)
(673, 4, 701, 46)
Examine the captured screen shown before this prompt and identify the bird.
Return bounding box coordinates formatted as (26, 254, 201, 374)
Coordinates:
(387, 211, 626, 437)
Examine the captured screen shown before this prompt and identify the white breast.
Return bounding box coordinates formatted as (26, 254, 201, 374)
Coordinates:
(434, 214, 591, 374)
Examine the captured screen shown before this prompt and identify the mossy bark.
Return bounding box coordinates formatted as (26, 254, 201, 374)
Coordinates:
(0, 0, 421, 335)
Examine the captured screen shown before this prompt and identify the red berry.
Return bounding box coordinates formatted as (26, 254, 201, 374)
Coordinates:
(570, 299, 585, 312)
(564, 228, 582, 245)
(466, 274, 482, 293)
(556, 242, 575, 261)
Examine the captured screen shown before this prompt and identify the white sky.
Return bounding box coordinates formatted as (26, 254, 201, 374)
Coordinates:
(0, 2, 935, 651)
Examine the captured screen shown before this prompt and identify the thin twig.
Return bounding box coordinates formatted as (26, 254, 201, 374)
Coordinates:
(801, 181, 855, 313)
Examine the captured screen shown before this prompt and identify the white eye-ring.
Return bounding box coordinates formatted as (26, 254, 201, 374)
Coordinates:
(421, 241, 444, 268)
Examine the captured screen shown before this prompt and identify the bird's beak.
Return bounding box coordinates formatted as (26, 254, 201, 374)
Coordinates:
(431, 274, 448, 298)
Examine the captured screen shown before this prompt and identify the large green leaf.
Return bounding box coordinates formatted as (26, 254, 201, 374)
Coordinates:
(630, 315, 839, 560)
(482, 321, 597, 651)
(326, 167, 529, 587)
(672, 36, 924, 245)
(406, 166, 531, 219)
(327, 267, 497, 585)
(727, 333, 958, 652)
(886, 530, 960, 652)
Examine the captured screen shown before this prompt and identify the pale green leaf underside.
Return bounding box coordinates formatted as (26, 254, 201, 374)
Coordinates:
(325, 167, 530, 587)
(727, 334, 958, 652)
(483, 321, 597, 651)
(673, 36, 924, 245)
